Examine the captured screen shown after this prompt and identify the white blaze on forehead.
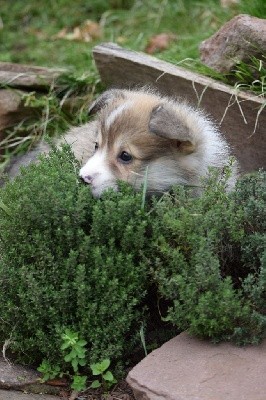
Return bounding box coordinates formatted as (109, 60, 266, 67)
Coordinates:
(105, 101, 133, 130)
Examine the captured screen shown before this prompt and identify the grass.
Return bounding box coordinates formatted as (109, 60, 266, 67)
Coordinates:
(230, 55, 266, 96)
(1, 0, 265, 71)
(0, 0, 265, 164)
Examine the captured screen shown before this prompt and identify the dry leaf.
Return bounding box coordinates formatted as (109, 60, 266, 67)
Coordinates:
(54, 27, 68, 39)
(82, 20, 102, 40)
(220, 0, 239, 7)
(116, 36, 127, 44)
(145, 33, 176, 54)
(46, 377, 68, 387)
(26, 28, 47, 39)
(53, 20, 102, 42)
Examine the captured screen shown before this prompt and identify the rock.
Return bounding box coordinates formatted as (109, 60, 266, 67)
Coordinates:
(0, 389, 58, 400)
(0, 357, 63, 396)
(0, 89, 33, 155)
(199, 14, 266, 73)
(0, 89, 25, 131)
(220, 0, 239, 8)
(0, 62, 66, 154)
(0, 357, 40, 391)
(0, 62, 65, 90)
(126, 332, 266, 400)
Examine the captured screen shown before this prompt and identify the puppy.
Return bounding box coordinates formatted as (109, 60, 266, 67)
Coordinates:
(5, 88, 238, 196)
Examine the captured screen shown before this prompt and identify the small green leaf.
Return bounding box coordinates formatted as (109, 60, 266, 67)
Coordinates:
(71, 358, 79, 373)
(77, 339, 87, 347)
(71, 375, 87, 391)
(37, 361, 61, 382)
(90, 363, 102, 376)
(90, 379, 101, 389)
(99, 358, 111, 372)
(61, 342, 70, 350)
(102, 370, 114, 382)
(64, 353, 73, 363)
(78, 358, 86, 367)
(75, 347, 86, 357)
(70, 348, 78, 358)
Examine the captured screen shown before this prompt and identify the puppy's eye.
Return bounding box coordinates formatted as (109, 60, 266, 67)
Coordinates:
(94, 142, 99, 151)
(118, 151, 133, 164)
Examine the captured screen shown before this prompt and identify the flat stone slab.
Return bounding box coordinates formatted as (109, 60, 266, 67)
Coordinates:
(0, 358, 63, 396)
(0, 357, 40, 391)
(127, 332, 266, 400)
(0, 62, 65, 90)
(0, 389, 58, 400)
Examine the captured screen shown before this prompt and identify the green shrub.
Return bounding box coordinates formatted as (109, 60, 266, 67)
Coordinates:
(151, 170, 266, 344)
(0, 145, 150, 366)
(0, 148, 265, 371)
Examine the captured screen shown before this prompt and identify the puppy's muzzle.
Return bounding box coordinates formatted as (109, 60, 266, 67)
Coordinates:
(82, 175, 93, 184)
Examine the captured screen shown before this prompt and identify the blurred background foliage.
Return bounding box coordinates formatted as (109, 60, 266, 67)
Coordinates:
(0, 0, 265, 71)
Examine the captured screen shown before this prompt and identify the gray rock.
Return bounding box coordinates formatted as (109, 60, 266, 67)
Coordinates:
(0, 62, 65, 90)
(0, 389, 58, 400)
(0, 88, 33, 157)
(199, 14, 266, 73)
(0, 357, 40, 391)
(127, 332, 266, 400)
(0, 62, 65, 152)
(0, 358, 62, 396)
(0, 89, 24, 132)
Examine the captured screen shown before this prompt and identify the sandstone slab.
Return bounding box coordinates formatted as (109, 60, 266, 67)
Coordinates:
(199, 14, 266, 73)
(127, 332, 266, 400)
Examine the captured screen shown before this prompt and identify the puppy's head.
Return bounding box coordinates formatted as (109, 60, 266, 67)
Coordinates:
(79, 89, 211, 197)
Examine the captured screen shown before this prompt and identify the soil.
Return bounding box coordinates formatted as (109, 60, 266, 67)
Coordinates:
(59, 379, 135, 400)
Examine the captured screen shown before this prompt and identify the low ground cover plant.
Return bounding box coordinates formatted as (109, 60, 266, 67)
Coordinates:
(151, 169, 266, 344)
(0, 146, 150, 370)
(0, 146, 265, 378)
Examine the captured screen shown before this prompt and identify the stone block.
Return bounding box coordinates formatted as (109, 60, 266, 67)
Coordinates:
(199, 14, 266, 73)
(127, 332, 266, 400)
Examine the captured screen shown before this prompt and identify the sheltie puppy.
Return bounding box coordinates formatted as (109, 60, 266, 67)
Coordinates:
(6, 88, 238, 197)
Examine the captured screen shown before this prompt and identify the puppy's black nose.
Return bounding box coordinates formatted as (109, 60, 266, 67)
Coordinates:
(83, 175, 93, 184)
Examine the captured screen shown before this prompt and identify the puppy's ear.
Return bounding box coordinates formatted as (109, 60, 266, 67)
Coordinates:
(88, 89, 126, 116)
(149, 103, 195, 154)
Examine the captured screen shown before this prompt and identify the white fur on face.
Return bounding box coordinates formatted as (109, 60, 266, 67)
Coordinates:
(105, 101, 133, 130)
(79, 101, 134, 197)
(79, 150, 117, 197)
